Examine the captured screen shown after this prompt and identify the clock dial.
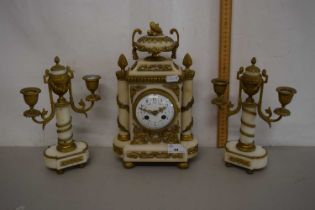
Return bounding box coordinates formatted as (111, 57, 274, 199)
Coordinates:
(135, 93, 175, 130)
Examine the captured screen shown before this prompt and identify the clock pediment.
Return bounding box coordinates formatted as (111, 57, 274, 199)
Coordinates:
(126, 59, 182, 83)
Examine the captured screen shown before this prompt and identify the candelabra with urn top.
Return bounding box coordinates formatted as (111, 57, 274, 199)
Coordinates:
(20, 56, 101, 174)
(211, 57, 296, 173)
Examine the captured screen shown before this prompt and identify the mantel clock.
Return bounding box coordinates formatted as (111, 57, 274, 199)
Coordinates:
(113, 22, 198, 169)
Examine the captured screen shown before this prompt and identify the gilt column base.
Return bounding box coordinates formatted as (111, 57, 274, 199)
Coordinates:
(224, 141, 268, 173)
(43, 141, 89, 174)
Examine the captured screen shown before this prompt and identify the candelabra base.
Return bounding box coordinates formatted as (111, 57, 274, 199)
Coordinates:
(43, 141, 89, 174)
(224, 141, 268, 173)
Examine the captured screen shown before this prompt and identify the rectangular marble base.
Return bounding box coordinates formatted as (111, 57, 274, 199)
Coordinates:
(224, 141, 268, 171)
(44, 141, 89, 171)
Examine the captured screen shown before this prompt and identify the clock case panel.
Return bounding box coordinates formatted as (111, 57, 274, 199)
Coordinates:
(129, 60, 182, 145)
(131, 87, 180, 135)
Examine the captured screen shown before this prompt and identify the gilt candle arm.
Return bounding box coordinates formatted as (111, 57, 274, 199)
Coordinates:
(227, 67, 245, 116)
(257, 81, 282, 127)
(20, 70, 56, 129)
(31, 85, 56, 129)
(227, 82, 242, 117)
(68, 80, 94, 118)
(67, 66, 101, 117)
(211, 67, 243, 115)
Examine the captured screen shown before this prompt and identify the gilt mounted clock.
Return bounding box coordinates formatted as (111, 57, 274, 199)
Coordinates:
(113, 22, 198, 169)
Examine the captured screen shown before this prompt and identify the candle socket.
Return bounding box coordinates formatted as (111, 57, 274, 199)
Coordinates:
(20, 87, 41, 118)
(211, 78, 228, 106)
(83, 75, 101, 102)
(274, 86, 297, 117)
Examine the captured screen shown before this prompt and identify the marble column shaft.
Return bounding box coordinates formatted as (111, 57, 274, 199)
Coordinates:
(117, 79, 129, 140)
(181, 79, 193, 137)
(239, 104, 257, 144)
(56, 104, 73, 144)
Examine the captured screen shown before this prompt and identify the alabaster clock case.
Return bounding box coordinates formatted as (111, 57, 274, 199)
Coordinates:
(113, 22, 198, 169)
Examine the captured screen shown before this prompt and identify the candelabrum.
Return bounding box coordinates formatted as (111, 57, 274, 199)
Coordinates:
(211, 57, 296, 173)
(20, 56, 101, 174)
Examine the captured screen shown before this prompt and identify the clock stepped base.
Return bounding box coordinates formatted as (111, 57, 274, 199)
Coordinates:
(224, 141, 268, 173)
(113, 137, 198, 169)
(43, 141, 89, 174)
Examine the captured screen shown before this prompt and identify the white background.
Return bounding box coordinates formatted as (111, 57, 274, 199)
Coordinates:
(0, 0, 313, 147)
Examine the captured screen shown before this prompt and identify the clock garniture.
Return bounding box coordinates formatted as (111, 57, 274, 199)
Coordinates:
(211, 57, 296, 173)
(113, 22, 198, 169)
(20, 56, 101, 174)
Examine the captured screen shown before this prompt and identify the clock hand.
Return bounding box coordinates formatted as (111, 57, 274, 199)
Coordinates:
(139, 107, 166, 116)
(139, 107, 156, 115)
(158, 106, 166, 113)
(139, 107, 151, 114)
(151, 107, 166, 116)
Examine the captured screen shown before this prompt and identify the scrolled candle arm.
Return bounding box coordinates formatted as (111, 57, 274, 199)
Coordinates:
(227, 82, 242, 117)
(257, 80, 282, 128)
(31, 84, 56, 129)
(68, 80, 94, 118)
(227, 67, 244, 116)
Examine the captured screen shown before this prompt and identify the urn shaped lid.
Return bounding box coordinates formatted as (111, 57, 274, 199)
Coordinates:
(132, 22, 179, 59)
(244, 57, 261, 74)
(50, 56, 66, 72)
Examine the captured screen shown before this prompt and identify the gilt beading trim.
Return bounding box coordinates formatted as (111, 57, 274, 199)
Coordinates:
(126, 75, 183, 83)
(127, 151, 184, 159)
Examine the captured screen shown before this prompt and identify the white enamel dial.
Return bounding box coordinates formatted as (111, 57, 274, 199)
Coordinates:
(135, 93, 175, 130)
